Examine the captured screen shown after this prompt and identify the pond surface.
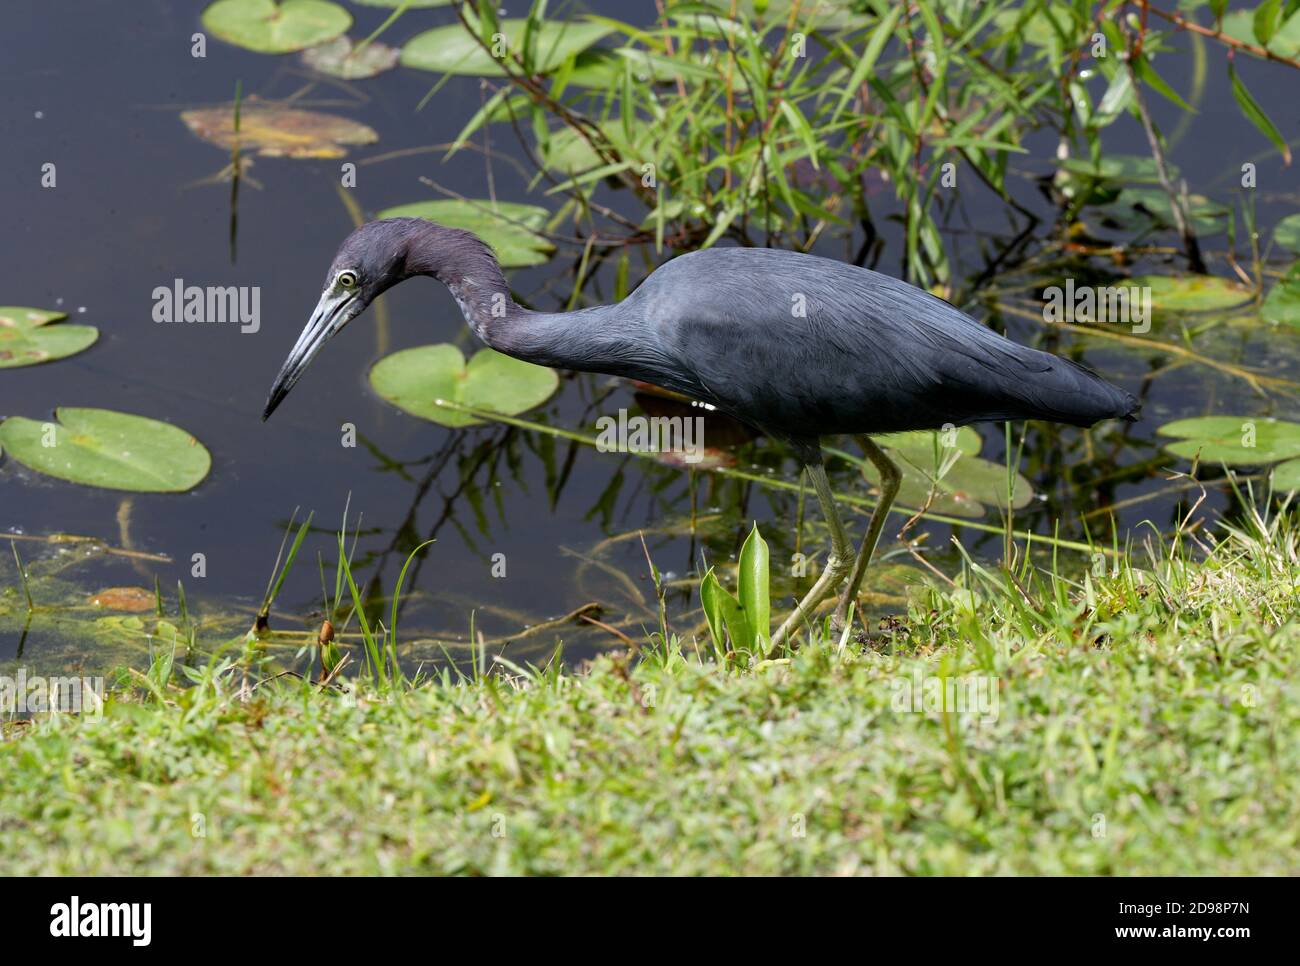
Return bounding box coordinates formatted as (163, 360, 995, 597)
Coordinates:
(2, 0, 1297, 674)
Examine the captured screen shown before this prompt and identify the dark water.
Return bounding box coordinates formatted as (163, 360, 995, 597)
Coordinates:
(2, 0, 1296, 671)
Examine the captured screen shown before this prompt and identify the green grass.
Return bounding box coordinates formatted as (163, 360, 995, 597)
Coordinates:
(2, 501, 1299, 874)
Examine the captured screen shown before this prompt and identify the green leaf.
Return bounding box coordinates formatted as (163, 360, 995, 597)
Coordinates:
(865, 429, 1033, 518)
(351, 0, 450, 6)
(738, 523, 770, 652)
(0, 408, 211, 492)
(1158, 416, 1300, 464)
(369, 344, 559, 428)
(1132, 54, 1194, 113)
(714, 582, 751, 656)
(1254, 0, 1284, 44)
(1272, 457, 1300, 491)
(0, 306, 98, 368)
(201, 0, 351, 54)
(375, 199, 555, 268)
(1130, 275, 1254, 313)
(400, 19, 613, 76)
(875, 427, 983, 458)
(1228, 60, 1292, 164)
(698, 569, 727, 652)
(1262, 263, 1300, 327)
(1273, 214, 1300, 255)
(1110, 188, 1230, 235)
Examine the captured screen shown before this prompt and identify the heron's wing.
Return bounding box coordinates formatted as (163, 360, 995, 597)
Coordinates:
(640, 248, 1135, 439)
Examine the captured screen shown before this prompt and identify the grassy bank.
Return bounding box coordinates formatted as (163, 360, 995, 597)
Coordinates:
(2, 503, 1298, 875)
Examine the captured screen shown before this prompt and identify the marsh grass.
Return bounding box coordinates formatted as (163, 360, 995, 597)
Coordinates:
(2, 480, 1298, 873)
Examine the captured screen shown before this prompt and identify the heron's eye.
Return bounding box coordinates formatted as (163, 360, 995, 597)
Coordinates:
(337, 270, 359, 290)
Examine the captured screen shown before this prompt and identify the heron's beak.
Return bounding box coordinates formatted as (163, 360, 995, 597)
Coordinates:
(262, 290, 359, 421)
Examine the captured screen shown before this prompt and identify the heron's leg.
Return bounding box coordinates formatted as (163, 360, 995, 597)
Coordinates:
(832, 436, 902, 633)
(769, 462, 854, 652)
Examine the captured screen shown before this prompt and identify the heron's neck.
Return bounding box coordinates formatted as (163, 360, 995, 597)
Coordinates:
(405, 224, 517, 342)
(408, 225, 690, 393)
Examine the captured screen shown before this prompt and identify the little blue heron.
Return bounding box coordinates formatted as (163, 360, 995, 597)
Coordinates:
(264, 217, 1138, 648)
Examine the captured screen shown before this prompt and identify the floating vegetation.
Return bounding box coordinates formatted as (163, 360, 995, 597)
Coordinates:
(0, 306, 98, 368)
(1132, 275, 1254, 313)
(1262, 264, 1300, 327)
(0, 408, 211, 493)
(88, 587, 157, 613)
(181, 102, 378, 158)
(399, 18, 614, 76)
(352, 0, 450, 6)
(1157, 416, 1300, 465)
(855, 428, 1034, 519)
(1275, 215, 1300, 255)
(201, 0, 351, 54)
(301, 36, 399, 79)
(376, 199, 554, 267)
(369, 345, 559, 428)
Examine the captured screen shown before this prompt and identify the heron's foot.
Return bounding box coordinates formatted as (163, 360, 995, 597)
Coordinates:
(769, 553, 851, 655)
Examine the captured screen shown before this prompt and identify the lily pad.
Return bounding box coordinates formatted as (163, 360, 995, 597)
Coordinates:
(0, 306, 98, 369)
(1272, 457, 1300, 492)
(351, 0, 450, 5)
(202, 0, 351, 54)
(400, 19, 614, 76)
(863, 428, 1033, 519)
(1058, 154, 1178, 186)
(0, 408, 212, 492)
(301, 36, 399, 78)
(876, 426, 983, 458)
(369, 345, 559, 428)
(181, 102, 378, 158)
(376, 199, 554, 268)
(1262, 263, 1300, 327)
(88, 587, 157, 613)
(1157, 416, 1300, 464)
(1273, 214, 1300, 255)
(1130, 275, 1254, 313)
(1108, 188, 1230, 236)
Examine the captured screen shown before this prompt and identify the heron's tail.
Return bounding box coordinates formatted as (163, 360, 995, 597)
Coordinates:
(1016, 354, 1139, 428)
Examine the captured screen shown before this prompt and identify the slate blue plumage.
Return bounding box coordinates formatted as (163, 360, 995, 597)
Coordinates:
(265, 218, 1138, 646)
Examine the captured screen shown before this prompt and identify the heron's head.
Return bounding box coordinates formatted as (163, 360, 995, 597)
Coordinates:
(262, 218, 430, 420)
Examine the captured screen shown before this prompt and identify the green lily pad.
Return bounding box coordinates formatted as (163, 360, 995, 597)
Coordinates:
(1273, 214, 1300, 255)
(351, 0, 450, 6)
(863, 428, 1033, 519)
(376, 199, 555, 268)
(1058, 154, 1178, 186)
(0, 306, 98, 369)
(1262, 263, 1300, 327)
(400, 19, 614, 76)
(202, 0, 351, 54)
(876, 426, 983, 458)
(369, 345, 559, 428)
(1272, 457, 1300, 492)
(1157, 416, 1300, 464)
(1108, 188, 1230, 235)
(0, 408, 211, 492)
(1130, 275, 1254, 313)
(301, 36, 399, 78)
